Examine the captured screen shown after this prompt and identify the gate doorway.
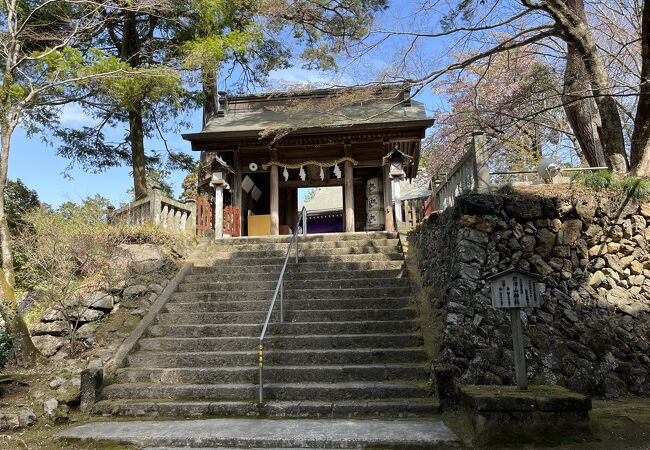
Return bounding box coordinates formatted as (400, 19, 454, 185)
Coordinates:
(299, 187, 344, 234)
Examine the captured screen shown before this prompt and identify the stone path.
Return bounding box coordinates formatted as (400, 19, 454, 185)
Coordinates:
(58, 418, 459, 448)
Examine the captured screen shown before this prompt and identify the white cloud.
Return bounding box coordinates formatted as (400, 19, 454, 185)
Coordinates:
(59, 103, 94, 126)
(268, 67, 331, 85)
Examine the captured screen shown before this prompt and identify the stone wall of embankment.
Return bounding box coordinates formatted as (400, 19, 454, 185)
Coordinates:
(411, 188, 650, 398)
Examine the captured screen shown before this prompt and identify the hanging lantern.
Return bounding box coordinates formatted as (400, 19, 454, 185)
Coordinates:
(319, 166, 324, 180)
(389, 151, 405, 179)
(299, 166, 306, 181)
(283, 166, 289, 181)
(333, 163, 342, 179)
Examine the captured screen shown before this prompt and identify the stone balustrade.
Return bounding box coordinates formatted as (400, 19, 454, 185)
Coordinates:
(110, 186, 196, 235)
(433, 132, 490, 212)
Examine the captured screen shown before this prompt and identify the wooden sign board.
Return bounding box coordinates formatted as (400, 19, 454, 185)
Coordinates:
(487, 269, 542, 309)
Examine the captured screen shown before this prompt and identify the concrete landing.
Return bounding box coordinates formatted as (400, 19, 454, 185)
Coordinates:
(58, 418, 459, 449)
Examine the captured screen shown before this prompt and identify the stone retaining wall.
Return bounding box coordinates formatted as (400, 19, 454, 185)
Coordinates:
(412, 191, 650, 398)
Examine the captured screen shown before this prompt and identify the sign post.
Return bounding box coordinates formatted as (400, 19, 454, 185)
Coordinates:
(486, 268, 542, 391)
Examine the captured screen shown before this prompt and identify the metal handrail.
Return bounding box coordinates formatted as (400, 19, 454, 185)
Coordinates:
(258, 206, 307, 403)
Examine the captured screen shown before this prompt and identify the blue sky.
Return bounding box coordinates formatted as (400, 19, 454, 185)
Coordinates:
(9, 1, 441, 208)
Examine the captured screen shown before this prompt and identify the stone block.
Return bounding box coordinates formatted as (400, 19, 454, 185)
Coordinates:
(459, 385, 591, 445)
(123, 284, 148, 297)
(457, 194, 504, 216)
(557, 220, 582, 245)
(31, 320, 67, 337)
(530, 255, 554, 277)
(41, 307, 65, 322)
(575, 197, 596, 222)
(640, 201, 650, 218)
(69, 307, 104, 323)
(505, 197, 543, 219)
(433, 364, 460, 410)
(31, 335, 65, 357)
(80, 367, 103, 412)
(536, 229, 556, 252)
(81, 292, 114, 310)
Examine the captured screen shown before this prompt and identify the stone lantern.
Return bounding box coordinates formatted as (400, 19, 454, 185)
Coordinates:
(382, 147, 414, 225)
(210, 155, 234, 239)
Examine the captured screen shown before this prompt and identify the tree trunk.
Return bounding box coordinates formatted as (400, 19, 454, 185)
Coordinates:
(631, 1, 650, 176)
(0, 127, 43, 367)
(202, 67, 218, 127)
(562, 41, 606, 167)
(129, 105, 148, 199)
(548, 0, 629, 174)
(122, 11, 148, 199)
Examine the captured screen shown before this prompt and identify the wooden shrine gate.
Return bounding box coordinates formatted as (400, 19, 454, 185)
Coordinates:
(223, 206, 241, 237)
(195, 197, 241, 237)
(196, 197, 213, 236)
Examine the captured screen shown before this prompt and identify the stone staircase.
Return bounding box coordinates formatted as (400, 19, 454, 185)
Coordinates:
(93, 232, 438, 418)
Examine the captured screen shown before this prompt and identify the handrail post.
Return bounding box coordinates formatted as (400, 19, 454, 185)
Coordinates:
(302, 207, 307, 235)
(258, 343, 264, 403)
(258, 206, 307, 405)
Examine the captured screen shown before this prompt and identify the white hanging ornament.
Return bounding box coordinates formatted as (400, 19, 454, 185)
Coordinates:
(283, 166, 289, 181)
(319, 166, 324, 181)
(333, 163, 342, 179)
(299, 166, 306, 181)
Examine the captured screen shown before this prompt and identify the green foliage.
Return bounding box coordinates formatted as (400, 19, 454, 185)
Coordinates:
(497, 183, 515, 195)
(576, 172, 650, 199)
(57, 195, 113, 226)
(0, 329, 12, 370)
(578, 171, 615, 191)
(5, 179, 40, 233)
(182, 28, 264, 71)
(621, 177, 650, 200)
(181, 171, 199, 200)
(100, 224, 182, 247)
(302, 188, 318, 203)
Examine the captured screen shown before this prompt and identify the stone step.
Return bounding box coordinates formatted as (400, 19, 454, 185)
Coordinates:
(156, 308, 417, 325)
(100, 382, 428, 402)
(194, 253, 404, 266)
(60, 417, 457, 449)
(177, 277, 411, 292)
(114, 364, 429, 384)
(171, 287, 409, 302)
(201, 238, 399, 252)
(191, 261, 405, 273)
(211, 232, 398, 245)
(91, 399, 440, 419)
(137, 334, 423, 352)
(184, 269, 403, 283)
(127, 348, 427, 368)
(164, 298, 412, 313)
(146, 320, 418, 338)
(204, 245, 400, 259)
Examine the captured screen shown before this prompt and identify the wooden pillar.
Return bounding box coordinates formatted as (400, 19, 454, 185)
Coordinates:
(383, 164, 395, 232)
(270, 153, 279, 235)
(344, 160, 355, 232)
(285, 188, 298, 230)
(510, 308, 528, 390)
(232, 172, 242, 231)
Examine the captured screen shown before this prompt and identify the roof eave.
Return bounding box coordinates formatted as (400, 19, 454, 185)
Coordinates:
(181, 118, 435, 146)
